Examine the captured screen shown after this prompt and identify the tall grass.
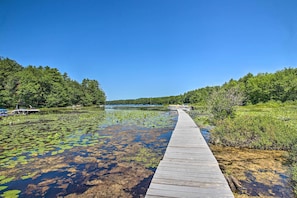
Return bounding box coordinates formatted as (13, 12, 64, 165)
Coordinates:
(207, 101, 297, 195)
(189, 101, 297, 195)
(212, 114, 297, 150)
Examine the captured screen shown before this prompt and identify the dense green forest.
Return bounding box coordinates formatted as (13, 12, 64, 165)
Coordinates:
(0, 57, 106, 108)
(107, 67, 297, 105)
(106, 95, 185, 105)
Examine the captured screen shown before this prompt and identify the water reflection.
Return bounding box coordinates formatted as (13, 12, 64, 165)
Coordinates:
(200, 128, 210, 142)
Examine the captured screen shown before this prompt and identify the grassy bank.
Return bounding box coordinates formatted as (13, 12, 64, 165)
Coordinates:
(189, 101, 297, 195)
(212, 102, 297, 150)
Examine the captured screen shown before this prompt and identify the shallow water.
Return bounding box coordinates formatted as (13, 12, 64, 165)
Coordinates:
(0, 109, 177, 197)
(200, 130, 294, 197)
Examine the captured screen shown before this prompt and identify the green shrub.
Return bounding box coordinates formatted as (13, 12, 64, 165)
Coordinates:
(289, 144, 297, 163)
(188, 109, 211, 127)
(212, 115, 297, 150)
(209, 102, 297, 196)
(208, 87, 245, 120)
(291, 163, 297, 195)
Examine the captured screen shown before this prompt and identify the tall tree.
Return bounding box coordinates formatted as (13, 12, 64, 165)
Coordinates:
(0, 57, 106, 108)
(0, 57, 23, 107)
(81, 79, 106, 106)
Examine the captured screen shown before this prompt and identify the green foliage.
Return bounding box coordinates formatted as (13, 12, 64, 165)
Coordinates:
(244, 68, 297, 104)
(289, 144, 297, 195)
(107, 86, 220, 105)
(107, 95, 184, 105)
(289, 145, 297, 164)
(208, 86, 245, 120)
(291, 164, 297, 195)
(209, 103, 297, 196)
(107, 67, 297, 106)
(81, 79, 106, 106)
(0, 57, 22, 107)
(188, 106, 211, 127)
(0, 57, 22, 90)
(212, 115, 297, 150)
(184, 86, 219, 104)
(211, 103, 297, 149)
(0, 57, 105, 108)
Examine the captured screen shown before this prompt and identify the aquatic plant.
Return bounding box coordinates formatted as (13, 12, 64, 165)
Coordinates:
(0, 177, 15, 185)
(0, 110, 109, 170)
(0, 108, 177, 197)
(21, 172, 37, 180)
(196, 102, 297, 196)
(122, 147, 161, 168)
(0, 189, 21, 198)
(0, 186, 8, 191)
(99, 110, 175, 129)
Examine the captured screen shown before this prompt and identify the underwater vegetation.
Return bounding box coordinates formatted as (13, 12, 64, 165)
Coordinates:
(0, 108, 177, 197)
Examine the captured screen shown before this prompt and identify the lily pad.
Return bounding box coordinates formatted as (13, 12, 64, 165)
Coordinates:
(1, 189, 21, 198)
(0, 186, 8, 191)
(0, 177, 14, 185)
(21, 172, 36, 180)
(0, 108, 177, 197)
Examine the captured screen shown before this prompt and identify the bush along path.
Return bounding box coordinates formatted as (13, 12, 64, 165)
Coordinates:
(190, 101, 297, 197)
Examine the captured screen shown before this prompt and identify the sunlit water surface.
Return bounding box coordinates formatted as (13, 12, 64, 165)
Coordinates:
(0, 109, 177, 198)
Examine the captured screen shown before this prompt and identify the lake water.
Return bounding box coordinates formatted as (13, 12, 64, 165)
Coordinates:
(0, 108, 178, 197)
(199, 129, 294, 197)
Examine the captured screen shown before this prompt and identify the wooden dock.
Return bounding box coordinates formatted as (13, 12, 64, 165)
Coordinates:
(11, 108, 40, 115)
(145, 109, 234, 198)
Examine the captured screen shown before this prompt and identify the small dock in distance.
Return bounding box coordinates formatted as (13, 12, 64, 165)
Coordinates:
(11, 108, 40, 115)
(145, 109, 234, 198)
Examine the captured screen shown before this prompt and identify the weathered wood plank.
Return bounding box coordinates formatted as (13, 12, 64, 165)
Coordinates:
(147, 183, 233, 198)
(145, 109, 234, 198)
(156, 165, 222, 174)
(157, 160, 219, 169)
(151, 178, 230, 187)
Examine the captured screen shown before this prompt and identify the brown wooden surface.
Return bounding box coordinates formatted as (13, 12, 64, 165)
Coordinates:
(145, 109, 234, 198)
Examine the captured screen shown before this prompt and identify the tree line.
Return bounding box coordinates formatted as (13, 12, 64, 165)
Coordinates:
(107, 67, 297, 105)
(106, 95, 184, 105)
(0, 57, 106, 108)
(186, 67, 297, 105)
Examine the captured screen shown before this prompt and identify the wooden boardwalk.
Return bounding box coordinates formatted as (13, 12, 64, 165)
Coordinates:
(145, 109, 234, 198)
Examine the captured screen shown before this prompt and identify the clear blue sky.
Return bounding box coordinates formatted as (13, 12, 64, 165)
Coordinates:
(1, 0, 297, 100)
